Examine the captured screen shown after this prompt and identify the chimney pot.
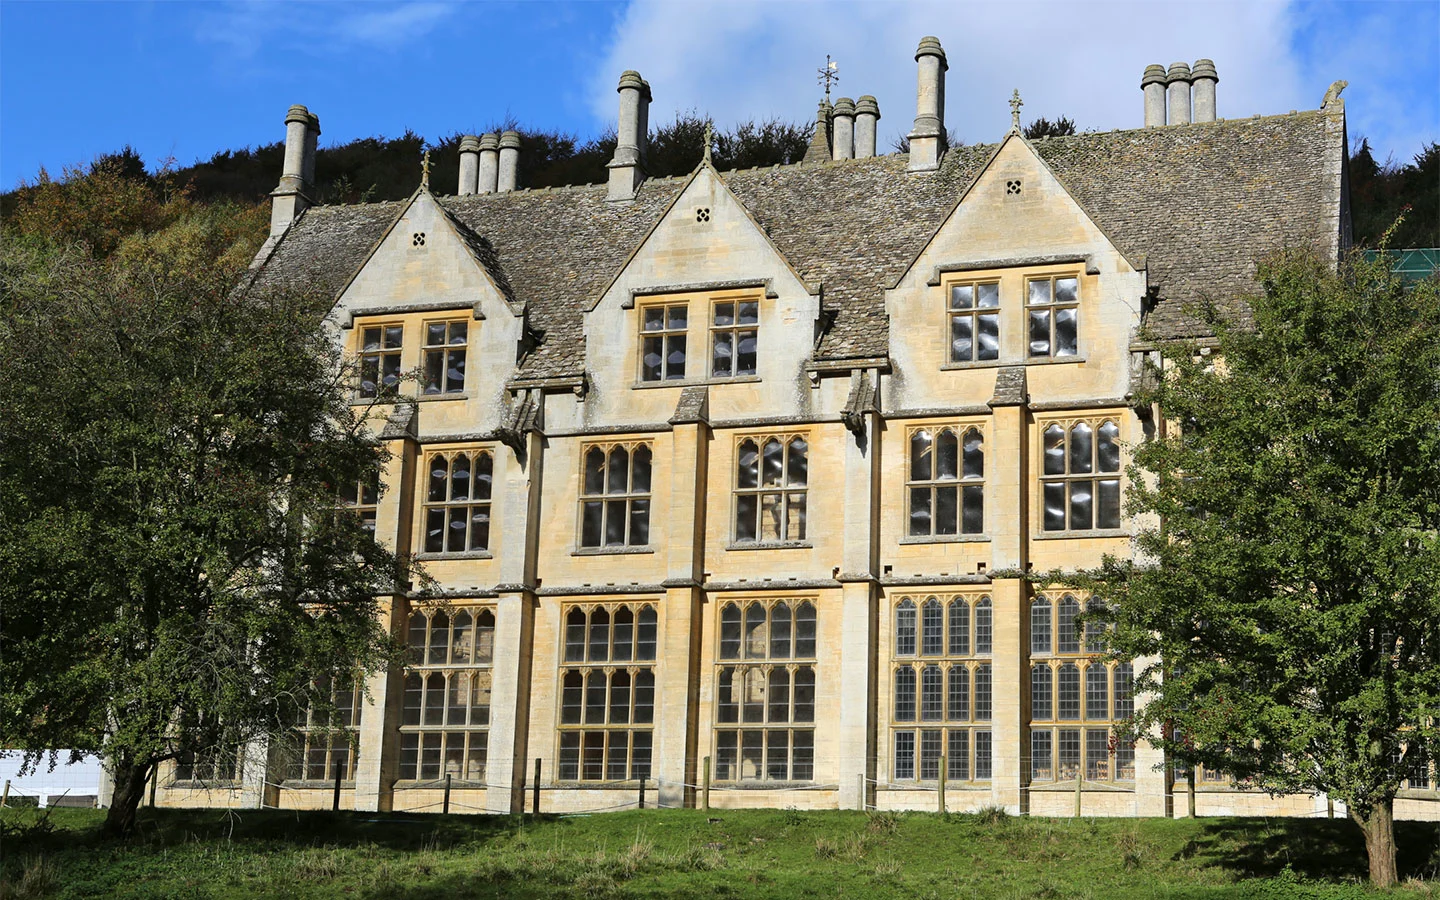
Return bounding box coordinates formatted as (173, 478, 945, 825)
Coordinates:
(908, 36, 949, 171)
(478, 133, 500, 193)
(1166, 61, 1193, 125)
(1191, 59, 1218, 123)
(1141, 64, 1167, 127)
(854, 95, 881, 158)
(458, 135, 481, 196)
(497, 130, 521, 192)
(608, 69, 652, 201)
(831, 97, 856, 160)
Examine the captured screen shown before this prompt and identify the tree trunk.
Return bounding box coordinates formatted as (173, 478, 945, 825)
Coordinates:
(1351, 796, 1398, 888)
(102, 757, 151, 837)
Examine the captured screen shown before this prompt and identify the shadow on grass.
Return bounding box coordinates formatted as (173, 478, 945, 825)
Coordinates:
(1179, 816, 1440, 882)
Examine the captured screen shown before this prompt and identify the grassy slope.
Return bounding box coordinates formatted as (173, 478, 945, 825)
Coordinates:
(2, 808, 1438, 899)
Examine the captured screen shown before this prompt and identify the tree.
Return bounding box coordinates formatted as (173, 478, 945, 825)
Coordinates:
(1023, 116, 1077, 139)
(1076, 245, 1440, 886)
(1349, 138, 1440, 249)
(0, 184, 414, 835)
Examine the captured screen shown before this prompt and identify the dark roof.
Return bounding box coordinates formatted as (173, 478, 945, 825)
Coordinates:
(248, 108, 1344, 379)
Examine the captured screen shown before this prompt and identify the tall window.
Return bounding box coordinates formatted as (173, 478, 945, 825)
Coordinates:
(640, 303, 687, 382)
(908, 427, 984, 537)
(559, 603, 657, 781)
(892, 595, 993, 783)
(712, 299, 758, 377)
(338, 471, 380, 538)
(423, 450, 493, 553)
(1027, 275, 1079, 357)
(734, 436, 808, 543)
(1041, 420, 1121, 531)
(287, 674, 364, 782)
(949, 281, 1000, 362)
(173, 743, 241, 783)
(400, 606, 494, 782)
(1029, 593, 1133, 784)
(422, 320, 468, 395)
(716, 599, 817, 782)
(358, 324, 403, 398)
(580, 443, 652, 548)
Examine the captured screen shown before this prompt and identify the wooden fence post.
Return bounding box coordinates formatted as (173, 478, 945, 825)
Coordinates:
(701, 757, 711, 811)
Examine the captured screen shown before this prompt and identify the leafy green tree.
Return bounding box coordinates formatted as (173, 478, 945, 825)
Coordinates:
(1076, 246, 1440, 886)
(1023, 116, 1078, 139)
(0, 189, 413, 835)
(1349, 139, 1440, 249)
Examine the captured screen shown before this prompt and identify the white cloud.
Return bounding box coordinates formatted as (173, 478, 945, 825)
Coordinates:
(590, 0, 1318, 148)
(195, 1, 459, 61)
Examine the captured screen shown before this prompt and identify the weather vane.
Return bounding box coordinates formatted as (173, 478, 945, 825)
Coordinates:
(1010, 90, 1024, 132)
(817, 55, 839, 101)
(421, 149, 431, 190)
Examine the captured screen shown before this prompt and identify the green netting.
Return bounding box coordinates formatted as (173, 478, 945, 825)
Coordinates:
(1363, 249, 1439, 283)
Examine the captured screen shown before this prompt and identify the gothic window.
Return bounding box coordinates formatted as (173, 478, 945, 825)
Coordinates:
(287, 673, 364, 783)
(715, 599, 817, 782)
(400, 606, 495, 783)
(640, 303, 687, 382)
(423, 449, 493, 553)
(891, 594, 992, 783)
(422, 320, 468, 395)
(580, 442, 653, 548)
(908, 427, 984, 537)
(712, 299, 758, 377)
(734, 435, 807, 543)
(949, 280, 1000, 362)
(357, 324, 403, 398)
(1041, 420, 1122, 531)
(1027, 274, 1079, 357)
(1029, 592, 1135, 784)
(558, 603, 657, 781)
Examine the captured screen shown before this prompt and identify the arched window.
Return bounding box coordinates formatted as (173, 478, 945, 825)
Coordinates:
(909, 427, 985, 536)
(580, 442, 653, 548)
(720, 603, 742, 659)
(1031, 597, 1053, 654)
(423, 449, 493, 553)
(948, 598, 970, 655)
(795, 602, 817, 657)
(895, 599, 917, 656)
(1057, 663, 1081, 720)
(922, 598, 944, 656)
(974, 597, 993, 655)
(398, 604, 495, 784)
(428, 611, 449, 665)
(771, 602, 793, 658)
(564, 607, 587, 662)
(735, 435, 808, 542)
(1058, 595, 1080, 653)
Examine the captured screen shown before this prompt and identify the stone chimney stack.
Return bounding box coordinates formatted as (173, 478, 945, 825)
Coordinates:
(607, 70, 652, 201)
(831, 97, 856, 160)
(1142, 65, 1167, 127)
(854, 95, 880, 158)
(907, 36, 948, 171)
(270, 104, 320, 236)
(497, 130, 521, 192)
(1191, 59, 1218, 123)
(803, 100, 833, 163)
(478, 133, 500, 193)
(1166, 62, 1192, 125)
(457, 135, 480, 195)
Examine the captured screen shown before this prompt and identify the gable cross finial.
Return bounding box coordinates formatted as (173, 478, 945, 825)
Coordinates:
(1009, 89, 1024, 133)
(817, 54, 839, 102)
(703, 123, 714, 165)
(421, 149, 432, 190)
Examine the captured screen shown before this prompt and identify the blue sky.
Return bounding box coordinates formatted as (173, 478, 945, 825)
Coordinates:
(2, 0, 1436, 189)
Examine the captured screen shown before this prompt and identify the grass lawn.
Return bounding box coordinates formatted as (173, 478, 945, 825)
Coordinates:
(2, 806, 1438, 899)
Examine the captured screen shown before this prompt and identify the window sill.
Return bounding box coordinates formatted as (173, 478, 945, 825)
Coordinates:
(1028, 780, 1134, 792)
(631, 375, 762, 390)
(1024, 354, 1088, 366)
(935, 356, 1088, 372)
(710, 781, 824, 790)
(415, 550, 494, 561)
(550, 780, 649, 789)
(416, 392, 469, 402)
(880, 782, 993, 790)
(1032, 529, 1129, 541)
(392, 779, 489, 789)
(571, 545, 656, 557)
(897, 534, 990, 545)
(280, 780, 357, 790)
(170, 780, 243, 789)
(726, 540, 813, 551)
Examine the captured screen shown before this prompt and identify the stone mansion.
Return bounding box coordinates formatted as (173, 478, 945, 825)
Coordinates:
(149, 37, 1435, 820)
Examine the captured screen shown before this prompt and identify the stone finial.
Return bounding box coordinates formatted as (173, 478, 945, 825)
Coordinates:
(497, 131, 521, 193)
(1142, 64, 1168, 127)
(1009, 89, 1024, 133)
(804, 99, 832, 163)
(702, 123, 714, 165)
(854, 95, 880, 158)
(420, 149, 432, 190)
(908, 35, 949, 171)
(1166, 61, 1193, 125)
(832, 96, 856, 160)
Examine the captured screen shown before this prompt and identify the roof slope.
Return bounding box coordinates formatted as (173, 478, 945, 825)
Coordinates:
(248, 109, 1343, 378)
